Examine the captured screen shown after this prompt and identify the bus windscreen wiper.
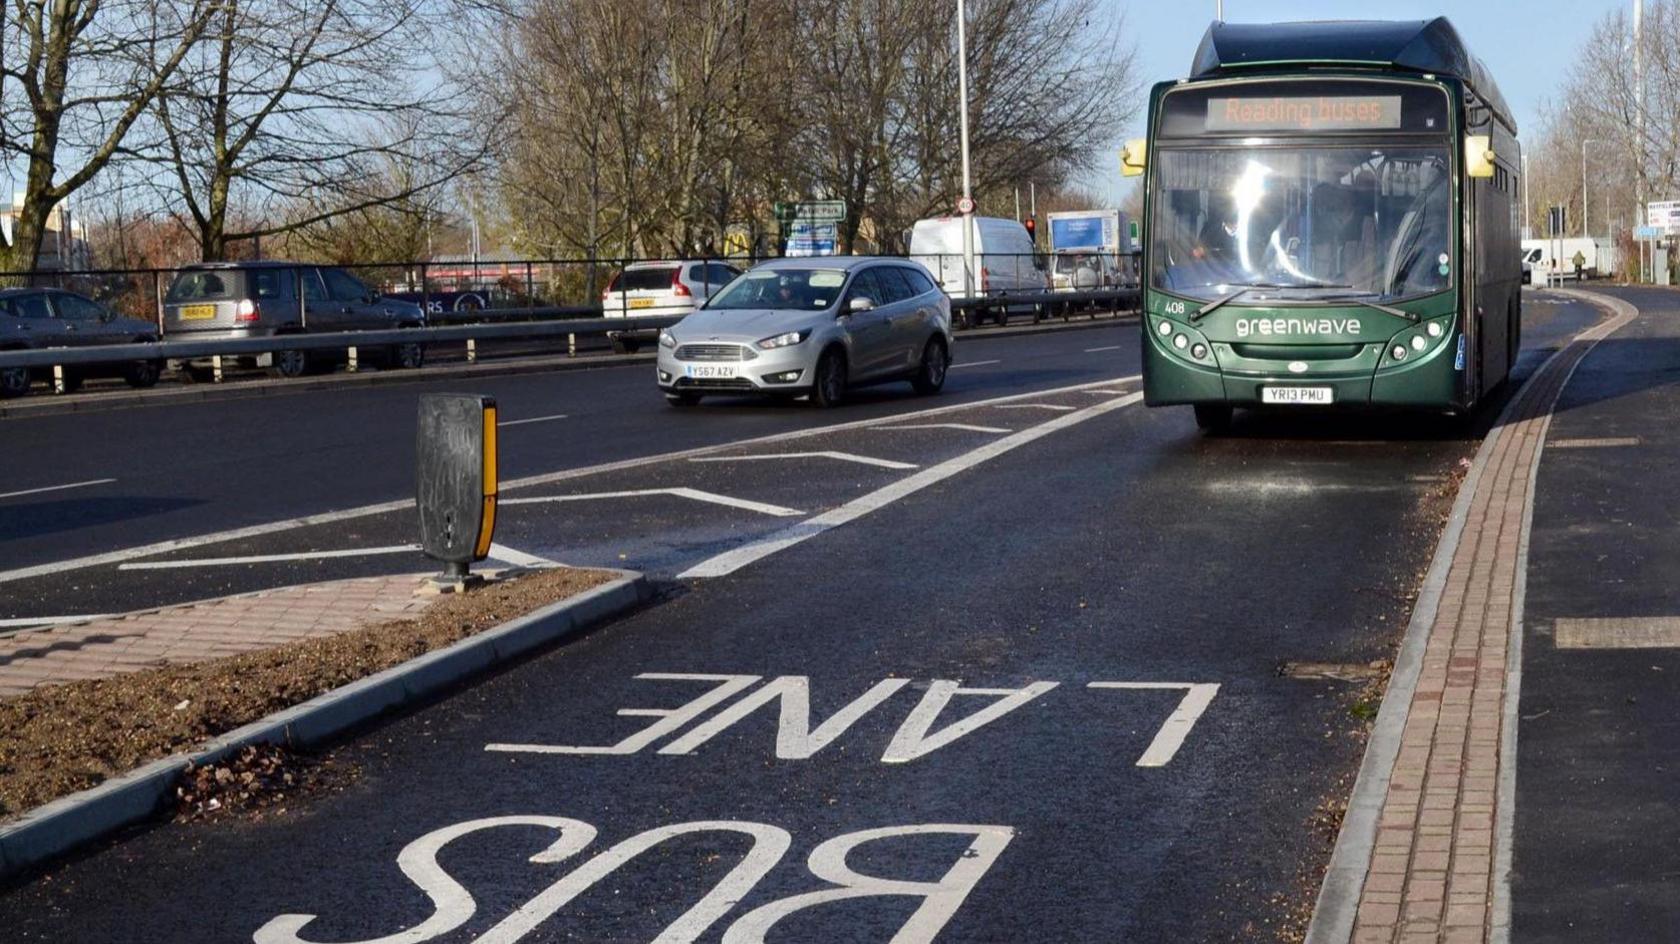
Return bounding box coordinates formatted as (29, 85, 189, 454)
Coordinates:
(1318, 293, 1421, 322)
(1189, 281, 1353, 322)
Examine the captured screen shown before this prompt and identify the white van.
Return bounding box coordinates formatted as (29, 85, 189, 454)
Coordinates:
(909, 216, 1045, 299)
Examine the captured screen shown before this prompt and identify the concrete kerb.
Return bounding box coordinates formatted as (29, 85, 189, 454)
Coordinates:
(0, 312, 1137, 421)
(0, 568, 651, 883)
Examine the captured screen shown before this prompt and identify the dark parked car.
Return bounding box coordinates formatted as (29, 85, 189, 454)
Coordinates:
(161, 261, 427, 379)
(0, 288, 163, 398)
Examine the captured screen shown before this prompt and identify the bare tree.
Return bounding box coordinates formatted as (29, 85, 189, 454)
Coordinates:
(0, 0, 216, 270)
(143, 0, 491, 260)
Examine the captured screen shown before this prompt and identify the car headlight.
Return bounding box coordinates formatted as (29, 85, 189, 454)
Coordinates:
(659, 329, 677, 349)
(755, 329, 810, 350)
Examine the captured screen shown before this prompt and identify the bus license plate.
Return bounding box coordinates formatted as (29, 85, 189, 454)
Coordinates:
(1261, 386, 1333, 405)
(685, 365, 736, 379)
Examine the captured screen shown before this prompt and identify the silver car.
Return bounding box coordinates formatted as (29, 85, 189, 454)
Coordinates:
(656, 257, 952, 407)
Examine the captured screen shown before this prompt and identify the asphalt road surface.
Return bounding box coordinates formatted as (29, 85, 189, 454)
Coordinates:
(0, 291, 1602, 942)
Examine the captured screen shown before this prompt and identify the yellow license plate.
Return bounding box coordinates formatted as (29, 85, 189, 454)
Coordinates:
(630, 298, 655, 309)
(180, 305, 217, 320)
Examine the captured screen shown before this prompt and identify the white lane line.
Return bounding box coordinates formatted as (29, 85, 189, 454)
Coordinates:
(0, 615, 111, 629)
(1549, 436, 1640, 449)
(949, 360, 1002, 369)
(1203, 480, 1411, 495)
(0, 376, 1139, 587)
(992, 404, 1076, 412)
(503, 488, 802, 518)
(118, 544, 421, 571)
(690, 451, 918, 470)
(0, 478, 117, 501)
(1554, 617, 1680, 649)
(488, 543, 560, 568)
(1084, 345, 1123, 352)
(500, 414, 569, 427)
(871, 423, 1012, 434)
(1082, 388, 1130, 396)
(680, 392, 1144, 579)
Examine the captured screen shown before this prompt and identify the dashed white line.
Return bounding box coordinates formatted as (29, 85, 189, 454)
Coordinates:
(118, 544, 421, 570)
(871, 423, 1012, 434)
(680, 392, 1144, 578)
(992, 404, 1076, 412)
(0, 478, 118, 501)
(1084, 345, 1123, 353)
(1082, 389, 1130, 396)
(948, 360, 1002, 369)
(690, 451, 918, 470)
(503, 487, 802, 517)
(499, 414, 569, 427)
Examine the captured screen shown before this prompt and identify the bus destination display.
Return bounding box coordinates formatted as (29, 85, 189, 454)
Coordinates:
(1206, 96, 1403, 132)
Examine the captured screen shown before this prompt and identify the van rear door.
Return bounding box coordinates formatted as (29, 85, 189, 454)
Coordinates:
(164, 269, 243, 334)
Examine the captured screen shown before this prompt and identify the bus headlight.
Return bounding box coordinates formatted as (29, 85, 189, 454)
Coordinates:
(1173, 334, 1189, 350)
(1391, 345, 1408, 361)
(1411, 335, 1428, 352)
(1426, 322, 1444, 338)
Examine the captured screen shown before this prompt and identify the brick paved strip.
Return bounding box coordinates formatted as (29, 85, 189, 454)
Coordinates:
(1309, 290, 1636, 944)
(0, 574, 436, 698)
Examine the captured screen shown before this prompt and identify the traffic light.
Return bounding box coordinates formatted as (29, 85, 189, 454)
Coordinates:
(1023, 216, 1037, 243)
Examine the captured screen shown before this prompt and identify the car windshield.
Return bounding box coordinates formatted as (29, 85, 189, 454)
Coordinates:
(1151, 146, 1452, 304)
(705, 268, 845, 311)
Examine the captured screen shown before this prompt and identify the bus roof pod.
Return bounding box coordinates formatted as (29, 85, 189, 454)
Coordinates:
(1188, 17, 1515, 133)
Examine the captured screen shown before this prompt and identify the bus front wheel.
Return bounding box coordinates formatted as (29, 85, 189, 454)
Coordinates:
(1193, 403, 1233, 434)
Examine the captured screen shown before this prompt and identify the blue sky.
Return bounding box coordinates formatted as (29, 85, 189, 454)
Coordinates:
(1088, 0, 1630, 200)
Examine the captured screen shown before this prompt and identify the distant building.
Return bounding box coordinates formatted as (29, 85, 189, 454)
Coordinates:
(1, 192, 91, 271)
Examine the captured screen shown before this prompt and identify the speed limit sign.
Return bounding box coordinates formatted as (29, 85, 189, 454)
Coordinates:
(957, 196, 975, 215)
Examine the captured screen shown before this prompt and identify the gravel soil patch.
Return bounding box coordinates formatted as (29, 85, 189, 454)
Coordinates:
(0, 566, 614, 821)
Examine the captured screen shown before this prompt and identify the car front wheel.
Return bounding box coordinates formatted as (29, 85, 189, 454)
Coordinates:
(811, 348, 848, 408)
(270, 348, 309, 379)
(124, 359, 163, 388)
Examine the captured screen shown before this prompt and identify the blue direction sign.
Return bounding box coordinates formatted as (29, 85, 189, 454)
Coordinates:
(1635, 225, 1664, 240)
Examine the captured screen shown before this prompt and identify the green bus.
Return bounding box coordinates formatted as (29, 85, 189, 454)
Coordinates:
(1127, 18, 1521, 432)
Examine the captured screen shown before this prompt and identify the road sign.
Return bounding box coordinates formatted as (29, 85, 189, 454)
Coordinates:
(957, 196, 976, 215)
(1635, 225, 1664, 240)
(1647, 200, 1680, 233)
(773, 200, 846, 223)
(1547, 205, 1567, 238)
(785, 221, 838, 257)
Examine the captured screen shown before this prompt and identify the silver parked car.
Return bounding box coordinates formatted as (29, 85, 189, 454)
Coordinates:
(656, 257, 952, 408)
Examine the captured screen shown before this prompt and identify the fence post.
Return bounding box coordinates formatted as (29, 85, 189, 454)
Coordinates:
(525, 262, 534, 307)
(212, 355, 224, 383)
(52, 364, 66, 395)
(347, 346, 359, 373)
(153, 271, 164, 334)
(466, 338, 477, 364)
(421, 262, 431, 318)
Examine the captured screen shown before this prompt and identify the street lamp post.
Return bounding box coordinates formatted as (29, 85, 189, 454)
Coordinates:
(956, 0, 975, 297)
(1581, 138, 1602, 241)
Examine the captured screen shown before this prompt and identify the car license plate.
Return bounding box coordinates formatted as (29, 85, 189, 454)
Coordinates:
(1261, 386, 1334, 405)
(630, 298, 655, 309)
(684, 364, 736, 379)
(179, 305, 217, 321)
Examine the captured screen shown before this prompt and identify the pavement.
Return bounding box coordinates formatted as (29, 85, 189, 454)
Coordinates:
(0, 287, 1657, 943)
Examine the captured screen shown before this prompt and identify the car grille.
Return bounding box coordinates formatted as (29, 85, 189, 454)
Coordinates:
(675, 343, 755, 361)
(675, 377, 758, 391)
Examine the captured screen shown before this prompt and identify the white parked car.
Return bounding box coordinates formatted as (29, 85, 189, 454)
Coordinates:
(602, 260, 741, 353)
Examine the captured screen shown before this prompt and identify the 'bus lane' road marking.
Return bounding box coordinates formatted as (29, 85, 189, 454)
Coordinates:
(503, 488, 802, 518)
(689, 451, 917, 470)
(1088, 682, 1221, 767)
(0, 377, 1140, 587)
(681, 391, 1144, 579)
(0, 478, 117, 501)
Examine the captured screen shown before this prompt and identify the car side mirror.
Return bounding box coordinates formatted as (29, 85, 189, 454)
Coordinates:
(847, 296, 875, 314)
(100, 308, 116, 322)
(365, 291, 381, 303)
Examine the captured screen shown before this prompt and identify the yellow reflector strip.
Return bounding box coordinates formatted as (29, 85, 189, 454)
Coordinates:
(474, 404, 499, 560)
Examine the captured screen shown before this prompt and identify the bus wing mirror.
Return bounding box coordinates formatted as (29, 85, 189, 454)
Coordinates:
(1121, 138, 1147, 178)
(1465, 135, 1495, 179)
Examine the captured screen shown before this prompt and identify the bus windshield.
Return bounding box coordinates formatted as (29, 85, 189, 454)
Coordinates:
(1151, 146, 1451, 304)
